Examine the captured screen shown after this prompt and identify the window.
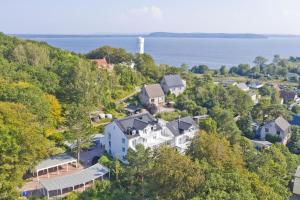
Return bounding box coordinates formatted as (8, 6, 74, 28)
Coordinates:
(122, 138, 125, 144)
(277, 131, 280, 135)
(265, 128, 269, 133)
(122, 147, 125, 153)
(151, 98, 155, 102)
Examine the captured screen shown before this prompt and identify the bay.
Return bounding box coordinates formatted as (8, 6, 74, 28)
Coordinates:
(17, 35, 300, 69)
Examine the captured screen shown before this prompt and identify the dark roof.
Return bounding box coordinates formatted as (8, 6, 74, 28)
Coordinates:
(162, 74, 184, 88)
(275, 116, 290, 132)
(166, 116, 198, 137)
(114, 112, 160, 139)
(280, 90, 297, 101)
(143, 84, 165, 98)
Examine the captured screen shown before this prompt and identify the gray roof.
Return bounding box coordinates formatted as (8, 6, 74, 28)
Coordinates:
(35, 154, 76, 171)
(248, 82, 264, 88)
(166, 116, 198, 137)
(143, 84, 165, 98)
(236, 83, 249, 90)
(162, 74, 184, 88)
(114, 112, 161, 139)
(275, 117, 290, 132)
(40, 163, 109, 191)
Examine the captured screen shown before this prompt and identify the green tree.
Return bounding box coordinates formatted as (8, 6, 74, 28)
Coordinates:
(0, 102, 55, 198)
(65, 104, 93, 163)
(191, 65, 209, 74)
(199, 117, 217, 133)
(151, 146, 204, 200)
(219, 65, 228, 75)
(123, 145, 153, 200)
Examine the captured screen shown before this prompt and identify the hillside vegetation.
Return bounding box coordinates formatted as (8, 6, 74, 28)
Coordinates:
(0, 33, 299, 200)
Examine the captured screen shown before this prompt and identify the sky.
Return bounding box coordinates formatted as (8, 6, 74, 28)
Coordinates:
(1, 0, 300, 35)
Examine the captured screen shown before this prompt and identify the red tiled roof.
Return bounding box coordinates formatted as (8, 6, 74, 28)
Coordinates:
(93, 58, 108, 66)
(91, 58, 113, 71)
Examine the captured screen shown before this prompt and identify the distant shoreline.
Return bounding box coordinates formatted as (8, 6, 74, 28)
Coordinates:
(12, 32, 300, 39)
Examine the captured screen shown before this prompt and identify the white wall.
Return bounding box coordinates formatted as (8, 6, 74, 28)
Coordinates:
(104, 121, 129, 160)
(161, 78, 186, 97)
(260, 122, 288, 144)
(139, 88, 165, 107)
(294, 177, 300, 195)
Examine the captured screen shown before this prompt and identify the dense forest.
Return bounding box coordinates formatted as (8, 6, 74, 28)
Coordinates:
(0, 33, 300, 200)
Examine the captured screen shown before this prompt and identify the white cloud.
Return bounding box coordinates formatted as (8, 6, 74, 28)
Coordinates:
(127, 6, 163, 19)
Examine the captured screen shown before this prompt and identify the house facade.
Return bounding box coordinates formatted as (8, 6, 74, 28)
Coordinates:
(160, 74, 186, 96)
(293, 166, 300, 195)
(104, 113, 199, 161)
(260, 117, 291, 145)
(139, 84, 165, 107)
(104, 112, 173, 161)
(248, 92, 260, 104)
(280, 90, 298, 103)
(166, 117, 199, 153)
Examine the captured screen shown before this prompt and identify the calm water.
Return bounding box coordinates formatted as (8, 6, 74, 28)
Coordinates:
(18, 35, 300, 69)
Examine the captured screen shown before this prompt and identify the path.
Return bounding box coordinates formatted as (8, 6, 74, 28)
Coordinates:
(115, 87, 141, 105)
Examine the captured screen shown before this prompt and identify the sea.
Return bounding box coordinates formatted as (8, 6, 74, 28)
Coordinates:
(17, 35, 300, 69)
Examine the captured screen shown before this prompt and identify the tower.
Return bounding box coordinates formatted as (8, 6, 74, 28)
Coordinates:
(138, 37, 144, 54)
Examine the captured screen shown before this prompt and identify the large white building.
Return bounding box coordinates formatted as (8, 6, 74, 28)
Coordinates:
(104, 112, 199, 161)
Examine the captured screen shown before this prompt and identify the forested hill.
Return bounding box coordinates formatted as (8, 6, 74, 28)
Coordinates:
(0, 32, 170, 198)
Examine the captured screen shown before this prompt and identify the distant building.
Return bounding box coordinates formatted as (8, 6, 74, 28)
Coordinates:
(280, 90, 298, 103)
(221, 80, 237, 87)
(92, 58, 114, 71)
(160, 74, 186, 96)
(138, 37, 144, 54)
(248, 82, 264, 89)
(236, 83, 250, 92)
(259, 116, 291, 145)
(248, 91, 260, 104)
(287, 72, 300, 82)
(139, 84, 165, 107)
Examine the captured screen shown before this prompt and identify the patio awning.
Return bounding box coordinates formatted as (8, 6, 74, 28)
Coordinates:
(35, 153, 77, 172)
(40, 163, 109, 191)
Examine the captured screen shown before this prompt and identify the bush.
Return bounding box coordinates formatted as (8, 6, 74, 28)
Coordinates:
(265, 134, 282, 143)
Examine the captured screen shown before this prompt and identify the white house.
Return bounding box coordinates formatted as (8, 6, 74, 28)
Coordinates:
(139, 84, 165, 107)
(104, 112, 173, 161)
(248, 91, 260, 104)
(260, 117, 291, 145)
(160, 74, 186, 96)
(104, 113, 199, 161)
(166, 117, 199, 153)
(236, 83, 250, 92)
